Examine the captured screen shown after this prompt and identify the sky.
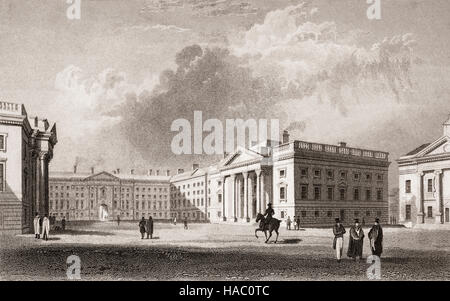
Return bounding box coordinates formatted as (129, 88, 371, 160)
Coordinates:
(1, 0, 450, 189)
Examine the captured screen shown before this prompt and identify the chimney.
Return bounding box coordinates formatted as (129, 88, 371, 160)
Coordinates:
(443, 114, 450, 136)
(116, 168, 120, 174)
(147, 169, 153, 176)
(130, 169, 134, 175)
(91, 167, 95, 174)
(34, 116, 38, 127)
(192, 163, 199, 170)
(166, 170, 170, 176)
(177, 168, 185, 174)
(156, 170, 160, 176)
(338, 142, 347, 148)
(282, 130, 290, 144)
(73, 165, 77, 174)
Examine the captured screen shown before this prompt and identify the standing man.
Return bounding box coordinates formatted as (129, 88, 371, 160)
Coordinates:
(296, 215, 301, 230)
(347, 219, 365, 261)
(146, 216, 154, 239)
(183, 217, 188, 230)
(286, 216, 292, 230)
(42, 214, 50, 241)
(139, 217, 146, 239)
(33, 213, 40, 239)
(368, 218, 383, 258)
(117, 214, 121, 227)
(333, 218, 346, 263)
(61, 216, 66, 231)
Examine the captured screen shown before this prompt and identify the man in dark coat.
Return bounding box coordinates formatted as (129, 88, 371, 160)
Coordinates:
(117, 215, 121, 226)
(61, 216, 66, 231)
(139, 217, 146, 239)
(184, 217, 188, 230)
(333, 218, 346, 262)
(347, 219, 364, 260)
(368, 218, 383, 257)
(146, 216, 154, 239)
(296, 216, 301, 230)
(263, 203, 275, 228)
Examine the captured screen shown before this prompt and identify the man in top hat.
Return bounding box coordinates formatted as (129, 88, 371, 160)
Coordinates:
(146, 216, 154, 239)
(347, 218, 365, 260)
(139, 217, 146, 239)
(368, 218, 383, 257)
(42, 214, 50, 241)
(263, 203, 275, 227)
(33, 213, 41, 239)
(332, 218, 346, 262)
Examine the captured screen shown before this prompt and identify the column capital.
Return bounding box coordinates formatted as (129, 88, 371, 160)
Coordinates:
(434, 169, 443, 175)
(230, 174, 236, 180)
(242, 171, 249, 178)
(418, 171, 424, 177)
(256, 169, 262, 177)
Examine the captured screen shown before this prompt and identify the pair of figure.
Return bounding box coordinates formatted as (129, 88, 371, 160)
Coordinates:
(33, 213, 50, 241)
(139, 216, 154, 239)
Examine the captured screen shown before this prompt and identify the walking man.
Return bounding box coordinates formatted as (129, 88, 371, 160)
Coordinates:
(42, 214, 50, 241)
(368, 218, 383, 257)
(33, 213, 40, 239)
(347, 219, 365, 261)
(146, 216, 154, 239)
(139, 217, 146, 239)
(333, 218, 346, 262)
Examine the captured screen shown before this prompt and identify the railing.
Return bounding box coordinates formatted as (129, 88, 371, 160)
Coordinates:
(0, 101, 21, 113)
(274, 140, 388, 161)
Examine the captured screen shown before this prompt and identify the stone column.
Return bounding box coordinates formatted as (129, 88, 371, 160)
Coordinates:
(256, 170, 261, 214)
(417, 172, 425, 224)
(222, 177, 227, 221)
(434, 170, 443, 224)
(230, 175, 236, 222)
(260, 170, 265, 210)
(243, 172, 249, 222)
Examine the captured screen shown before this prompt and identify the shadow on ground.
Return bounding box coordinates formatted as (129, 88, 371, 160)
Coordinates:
(51, 229, 114, 236)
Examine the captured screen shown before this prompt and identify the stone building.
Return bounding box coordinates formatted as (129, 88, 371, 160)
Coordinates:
(49, 168, 171, 221)
(398, 115, 450, 227)
(0, 101, 57, 233)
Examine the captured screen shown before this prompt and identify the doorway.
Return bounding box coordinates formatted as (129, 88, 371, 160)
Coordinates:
(99, 204, 109, 221)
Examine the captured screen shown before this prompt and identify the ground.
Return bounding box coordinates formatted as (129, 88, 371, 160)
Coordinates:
(0, 222, 449, 281)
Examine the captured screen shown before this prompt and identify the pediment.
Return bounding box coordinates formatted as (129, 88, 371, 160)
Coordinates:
(84, 172, 119, 182)
(222, 147, 263, 167)
(413, 136, 450, 158)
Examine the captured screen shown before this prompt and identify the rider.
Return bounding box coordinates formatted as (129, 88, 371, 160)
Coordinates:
(263, 203, 275, 227)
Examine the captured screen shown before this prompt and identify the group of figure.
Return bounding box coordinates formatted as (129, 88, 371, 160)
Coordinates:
(286, 215, 301, 230)
(33, 213, 50, 241)
(139, 216, 154, 239)
(333, 217, 383, 262)
(173, 216, 189, 229)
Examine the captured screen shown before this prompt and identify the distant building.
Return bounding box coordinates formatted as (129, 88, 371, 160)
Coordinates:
(398, 115, 450, 227)
(388, 188, 399, 224)
(49, 168, 171, 221)
(0, 101, 57, 233)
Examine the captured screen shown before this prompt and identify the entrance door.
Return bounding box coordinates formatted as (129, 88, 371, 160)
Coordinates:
(446, 208, 449, 223)
(99, 204, 109, 221)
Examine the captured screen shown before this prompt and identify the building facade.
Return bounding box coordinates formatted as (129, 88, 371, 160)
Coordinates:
(207, 136, 390, 226)
(398, 115, 450, 227)
(0, 101, 57, 233)
(49, 168, 171, 221)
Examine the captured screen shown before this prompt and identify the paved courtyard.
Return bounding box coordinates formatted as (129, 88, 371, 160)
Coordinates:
(0, 222, 449, 281)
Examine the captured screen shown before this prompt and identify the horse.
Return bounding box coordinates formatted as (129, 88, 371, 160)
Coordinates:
(255, 213, 280, 243)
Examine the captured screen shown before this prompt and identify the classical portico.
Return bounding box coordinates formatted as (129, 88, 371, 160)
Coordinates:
(217, 146, 272, 223)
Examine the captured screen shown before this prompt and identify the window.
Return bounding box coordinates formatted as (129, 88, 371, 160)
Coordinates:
(300, 168, 308, 177)
(354, 188, 360, 201)
(366, 211, 371, 217)
(326, 170, 334, 180)
(427, 206, 433, 218)
(366, 189, 371, 201)
(313, 169, 321, 179)
(327, 211, 332, 217)
(427, 179, 433, 193)
(279, 187, 286, 200)
(279, 169, 286, 178)
(405, 180, 411, 193)
(327, 187, 333, 201)
(314, 186, 321, 200)
(354, 211, 360, 217)
(314, 211, 319, 217)
(301, 211, 307, 217)
(280, 211, 285, 219)
(0, 134, 6, 151)
(301, 185, 308, 199)
(377, 189, 383, 201)
(340, 171, 347, 179)
(377, 174, 383, 181)
(365, 173, 372, 181)
(405, 205, 411, 220)
(339, 188, 346, 201)
(353, 173, 360, 181)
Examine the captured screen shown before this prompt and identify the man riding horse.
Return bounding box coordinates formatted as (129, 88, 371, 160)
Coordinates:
(263, 203, 275, 226)
(255, 203, 280, 243)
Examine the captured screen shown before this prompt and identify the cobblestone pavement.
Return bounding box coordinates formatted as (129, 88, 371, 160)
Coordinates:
(1, 222, 449, 280)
